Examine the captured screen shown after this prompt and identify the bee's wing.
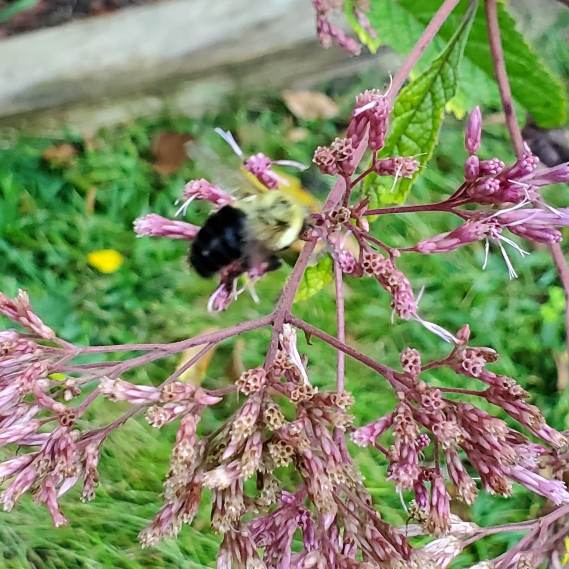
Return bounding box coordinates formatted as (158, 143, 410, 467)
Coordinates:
(184, 139, 266, 199)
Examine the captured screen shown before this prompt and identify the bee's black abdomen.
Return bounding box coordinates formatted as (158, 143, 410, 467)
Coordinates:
(189, 206, 248, 278)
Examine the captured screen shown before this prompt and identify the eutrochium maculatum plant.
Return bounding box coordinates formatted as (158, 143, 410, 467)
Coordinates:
(2, 0, 569, 567)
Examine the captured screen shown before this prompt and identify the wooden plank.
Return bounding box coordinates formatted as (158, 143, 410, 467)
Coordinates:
(0, 0, 396, 133)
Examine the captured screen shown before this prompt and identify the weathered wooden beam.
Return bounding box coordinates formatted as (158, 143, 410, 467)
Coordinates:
(0, 0, 395, 133)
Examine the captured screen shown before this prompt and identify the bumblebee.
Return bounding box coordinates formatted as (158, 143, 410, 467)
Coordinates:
(189, 189, 311, 278)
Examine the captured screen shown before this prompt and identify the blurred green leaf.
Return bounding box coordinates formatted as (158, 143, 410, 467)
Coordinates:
(367, 0, 567, 127)
(541, 286, 565, 324)
(363, 0, 477, 206)
(294, 254, 333, 303)
(344, 0, 381, 54)
(0, 0, 40, 23)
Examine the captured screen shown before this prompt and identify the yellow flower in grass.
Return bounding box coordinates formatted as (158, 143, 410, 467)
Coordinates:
(562, 536, 569, 565)
(87, 249, 124, 273)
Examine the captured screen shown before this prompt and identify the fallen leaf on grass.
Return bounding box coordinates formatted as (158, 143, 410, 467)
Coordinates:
(42, 143, 78, 166)
(176, 329, 218, 385)
(225, 339, 245, 383)
(282, 90, 339, 120)
(286, 127, 310, 143)
(87, 249, 124, 273)
(85, 187, 97, 215)
(554, 350, 568, 391)
(152, 132, 193, 176)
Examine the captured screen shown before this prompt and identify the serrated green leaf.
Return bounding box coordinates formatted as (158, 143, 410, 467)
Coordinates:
(367, 0, 567, 128)
(294, 254, 333, 303)
(363, 1, 477, 206)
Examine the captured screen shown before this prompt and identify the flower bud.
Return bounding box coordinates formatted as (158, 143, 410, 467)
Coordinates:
(464, 155, 480, 181)
(243, 153, 279, 189)
(133, 215, 199, 240)
(478, 158, 504, 176)
(464, 107, 482, 155)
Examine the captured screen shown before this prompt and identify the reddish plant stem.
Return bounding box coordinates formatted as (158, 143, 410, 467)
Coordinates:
(75, 391, 100, 416)
(287, 315, 411, 391)
(266, 134, 369, 368)
(56, 316, 271, 381)
(334, 260, 346, 391)
(365, 198, 471, 217)
(349, 167, 374, 192)
(495, 505, 569, 568)
(389, 0, 462, 98)
(265, 238, 319, 368)
(438, 387, 486, 396)
(485, 0, 569, 372)
(549, 244, 569, 367)
(161, 342, 215, 386)
(72, 315, 271, 355)
(484, 0, 524, 157)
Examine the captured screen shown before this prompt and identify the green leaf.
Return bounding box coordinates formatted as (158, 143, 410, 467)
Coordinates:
(367, 0, 567, 128)
(294, 254, 333, 303)
(363, 0, 477, 206)
(0, 0, 40, 23)
(344, 0, 381, 54)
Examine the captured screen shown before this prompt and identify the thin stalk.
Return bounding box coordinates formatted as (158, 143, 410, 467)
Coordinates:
(485, 0, 569, 374)
(287, 315, 412, 391)
(334, 259, 346, 391)
(365, 198, 471, 217)
(74, 316, 271, 355)
(266, 134, 369, 368)
(389, 0, 462, 98)
(484, 0, 524, 156)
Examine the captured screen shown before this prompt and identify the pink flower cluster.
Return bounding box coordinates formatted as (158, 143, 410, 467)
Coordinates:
(413, 108, 569, 276)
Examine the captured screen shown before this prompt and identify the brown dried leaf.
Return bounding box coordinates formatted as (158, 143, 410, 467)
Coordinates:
(554, 350, 568, 392)
(152, 132, 193, 176)
(225, 339, 245, 384)
(85, 187, 97, 215)
(42, 143, 78, 166)
(282, 90, 339, 121)
(286, 127, 310, 143)
(176, 330, 218, 386)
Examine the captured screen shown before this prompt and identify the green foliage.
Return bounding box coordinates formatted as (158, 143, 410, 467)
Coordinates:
(0, 0, 41, 23)
(0, 13, 568, 562)
(365, 0, 567, 127)
(294, 253, 334, 303)
(363, 0, 476, 206)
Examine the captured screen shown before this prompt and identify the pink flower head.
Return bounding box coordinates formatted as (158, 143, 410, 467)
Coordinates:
(243, 153, 280, 189)
(520, 162, 569, 186)
(464, 155, 480, 182)
(315, 8, 361, 56)
(479, 158, 505, 176)
(427, 471, 451, 536)
(498, 207, 569, 244)
(498, 145, 539, 182)
(414, 220, 491, 254)
(351, 413, 394, 447)
(133, 214, 199, 240)
(175, 178, 234, 216)
(347, 89, 392, 150)
(464, 107, 482, 155)
(0, 290, 55, 340)
(504, 465, 569, 505)
(374, 156, 420, 178)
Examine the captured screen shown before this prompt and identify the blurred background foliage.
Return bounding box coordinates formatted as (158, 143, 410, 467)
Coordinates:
(0, 8, 569, 569)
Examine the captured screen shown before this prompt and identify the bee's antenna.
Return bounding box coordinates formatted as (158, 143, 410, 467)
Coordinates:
(272, 159, 309, 171)
(214, 128, 245, 160)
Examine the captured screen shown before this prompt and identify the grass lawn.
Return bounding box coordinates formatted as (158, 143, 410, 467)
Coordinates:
(1, 61, 568, 567)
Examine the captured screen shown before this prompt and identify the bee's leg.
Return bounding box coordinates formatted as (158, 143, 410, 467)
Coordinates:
(267, 255, 282, 273)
